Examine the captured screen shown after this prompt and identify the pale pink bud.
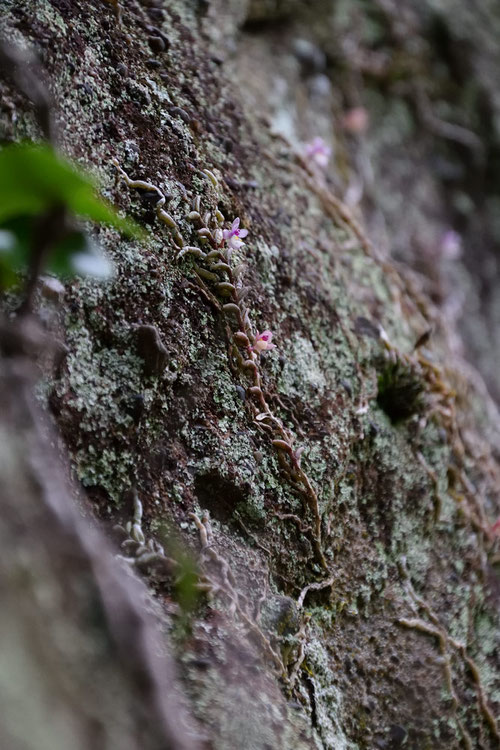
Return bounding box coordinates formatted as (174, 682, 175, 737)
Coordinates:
(342, 107, 369, 134)
(440, 230, 462, 260)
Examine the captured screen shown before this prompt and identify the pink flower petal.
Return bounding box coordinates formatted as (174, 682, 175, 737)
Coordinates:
(304, 137, 331, 168)
(252, 330, 276, 353)
(239, 228, 248, 238)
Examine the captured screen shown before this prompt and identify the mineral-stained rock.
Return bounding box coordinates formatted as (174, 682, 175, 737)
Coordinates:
(0, 1, 499, 748)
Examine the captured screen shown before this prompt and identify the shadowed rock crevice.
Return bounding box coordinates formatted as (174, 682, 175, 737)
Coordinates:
(194, 470, 247, 524)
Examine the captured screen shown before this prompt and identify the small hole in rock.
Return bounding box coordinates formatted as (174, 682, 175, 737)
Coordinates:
(376, 358, 425, 423)
(194, 471, 245, 524)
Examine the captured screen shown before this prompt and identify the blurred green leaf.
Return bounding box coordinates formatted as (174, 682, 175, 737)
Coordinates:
(49, 228, 89, 276)
(173, 552, 199, 616)
(0, 141, 141, 238)
(0, 141, 143, 288)
(156, 523, 200, 618)
(0, 215, 114, 280)
(0, 216, 35, 271)
(0, 228, 18, 288)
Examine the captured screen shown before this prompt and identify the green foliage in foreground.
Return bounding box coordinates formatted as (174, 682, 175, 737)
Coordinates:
(0, 141, 141, 286)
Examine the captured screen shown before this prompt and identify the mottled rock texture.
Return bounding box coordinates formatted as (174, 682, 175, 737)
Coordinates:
(1, 1, 500, 749)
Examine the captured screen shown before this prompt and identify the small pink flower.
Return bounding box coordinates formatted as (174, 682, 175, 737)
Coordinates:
(440, 230, 462, 260)
(492, 518, 500, 535)
(251, 330, 276, 354)
(342, 107, 369, 134)
(304, 137, 331, 169)
(223, 217, 248, 250)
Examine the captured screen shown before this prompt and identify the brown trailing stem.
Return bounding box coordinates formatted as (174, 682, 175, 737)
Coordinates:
(207, 255, 328, 568)
(114, 163, 329, 571)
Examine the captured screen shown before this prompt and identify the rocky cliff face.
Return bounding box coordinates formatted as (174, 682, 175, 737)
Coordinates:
(1, 1, 500, 748)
